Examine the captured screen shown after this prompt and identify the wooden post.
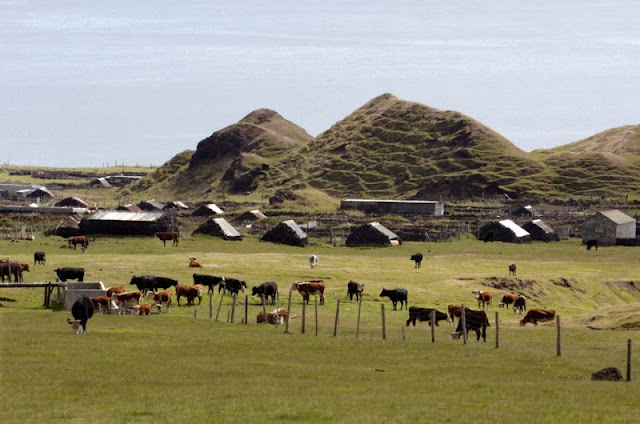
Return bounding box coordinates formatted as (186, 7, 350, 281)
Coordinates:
(244, 295, 248, 325)
(284, 288, 293, 334)
(556, 315, 562, 357)
(381, 303, 387, 340)
(209, 291, 213, 319)
(333, 298, 341, 337)
(627, 339, 632, 381)
(430, 310, 436, 343)
(461, 304, 468, 344)
(226, 310, 230, 323)
(230, 294, 237, 323)
(314, 297, 319, 336)
(495, 311, 500, 349)
(215, 291, 225, 321)
(261, 293, 267, 319)
(355, 299, 362, 339)
(275, 291, 280, 327)
(194, 309, 197, 319)
(402, 325, 406, 343)
(301, 301, 306, 334)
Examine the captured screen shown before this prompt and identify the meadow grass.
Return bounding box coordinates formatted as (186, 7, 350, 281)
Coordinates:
(1, 235, 639, 423)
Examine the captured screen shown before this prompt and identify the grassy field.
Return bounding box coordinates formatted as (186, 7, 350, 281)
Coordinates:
(1, 235, 639, 423)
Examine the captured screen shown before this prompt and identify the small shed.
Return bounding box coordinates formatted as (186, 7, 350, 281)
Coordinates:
(193, 217, 242, 240)
(582, 209, 637, 246)
(138, 200, 165, 211)
(55, 197, 95, 209)
(192, 203, 224, 216)
(24, 188, 55, 201)
(80, 210, 176, 235)
(237, 209, 266, 221)
(346, 222, 400, 247)
(53, 217, 82, 238)
(522, 219, 559, 242)
(261, 220, 308, 247)
(479, 219, 531, 243)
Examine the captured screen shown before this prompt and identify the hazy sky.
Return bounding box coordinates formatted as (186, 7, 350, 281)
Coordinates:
(2, 0, 638, 167)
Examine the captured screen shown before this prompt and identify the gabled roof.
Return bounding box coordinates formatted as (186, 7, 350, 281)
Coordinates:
(85, 210, 167, 222)
(499, 219, 530, 238)
(212, 218, 241, 238)
(282, 219, 308, 240)
(369, 222, 400, 240)
(530, 219, 555, 234)
(599, 209, 636, 225)
(203, 204, 224, 214)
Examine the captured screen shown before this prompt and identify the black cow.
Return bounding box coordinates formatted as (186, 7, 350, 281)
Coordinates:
(406, 307, 451, 327)
(155, 276, 178, 291)
(34, 251, 46, 266)
(347, 281, 364, 302)
(379, 288, 408, 310)
(193, 274, 225, 294)
(451, 309, 490, 342)
(68, 296, 94, 334)
(220, 278, 247, 295)
(411, 253, 423, 268)
(55, 267, 85, 282)
(0, 262, 21, 283)
(586, 239, 598, 251)
(252, 281, 278, 305)
(129, 275, 157, 294)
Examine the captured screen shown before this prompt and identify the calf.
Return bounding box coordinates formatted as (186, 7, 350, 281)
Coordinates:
(514, 295, 527, 314)
(133, 303, 152, 316)
(34, 251, 46, 266)
(67, 236, 88, 250)
(176, 284, 202, 306)
(520, 309, 555, 326)
(148, 289, 173, 312)
(112, 291, 142, 314)
(309, 254, 318, 269)
(68, 296, 94, 335)
(586, 239, 598, 251)
(189, 257, 204, 268)
(55, 267, 85, 282)
(347, 281, 364, 302)
(410, 253, 423, 268)
(252, 281, 278, 305)
(379, 288, 408, 311)
(90, 296, 111, 314)
(451, 309, 490, 342)
(292, 281, 325, 305)
(508, 264, 517, 276)
(257, 308, 288, 325)
(406, 307, 451, 327)
(472, 290, 492, 310)
(193, 274, 224, 294)
(106, 285, 125, 298)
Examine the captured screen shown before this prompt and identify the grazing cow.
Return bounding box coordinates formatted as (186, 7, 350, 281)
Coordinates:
(447, 304, 475, 323)
(586, 239, 598, 251)
(347, 281, 364, 302)
(499, 293, 519, 309)
(411, 253, 423, 268)
(406, 307, 451, 327)
(292, 281, 326, 305)
(451, 309, 490, 342)
(508, 264, 517, 276)
(219, 278, 247, 295)
(514, 295, 527, 314)
(309, 254, 319, 269)
(106, 285, 125, 298)
(520, 309, 556, 326)
(112, 291, 142, 314)
(252, 281, 278, 305)
(129, 275, 178, 294)
(68, 296, 94, 335)
(90, 296, 111, 313)
(189, 257, 204, 268)
(257, 308, 288, 325)
(155, 276, 179, 291)
(67, 236, 88, 250)
(55, 267, 85, 282)
(176, 284, 202, 306)
(0, 262, 22, 283)
(133, 303, 152, 316)
(148, 289, 173, 312)
(155, 231, 180, 247)
(472, 290, 493, 310)
(379, 288, 408, 311)
(34, 251, 46, 266)
(193, 274, 224, 295)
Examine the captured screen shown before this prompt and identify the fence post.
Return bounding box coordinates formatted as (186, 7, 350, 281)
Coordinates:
(215, 291, 225, 321)
(275, 291, 280, 327)
(194, 309, 197, 319)
(244, 295, 248, 325)
(461, 304, 468, 344)
(556, 316, 562, 357)
(430, 310, 436, 343)
(209, 291, 213, 319)
(261, 293, 267, 319)
(301, 301, 306, 334)
(333, 298, 340, 337)
(284, 288, 293, 334)
(495, 311, 500, 349)
(230, 294, 237, 323)
(627, 339, 632, 382)
(315, 297, 319, 336)
(355, 299, 362, 339)
(402, 325, 406, 343)
(381, 303, 387, 340)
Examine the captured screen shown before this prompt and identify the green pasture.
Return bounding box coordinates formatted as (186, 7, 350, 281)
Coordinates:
(1, 235, 639, 423)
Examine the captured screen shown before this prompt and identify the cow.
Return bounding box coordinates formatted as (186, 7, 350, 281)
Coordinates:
(257, 308, 288, 325)
(90, 296, 111, 313)
(499, 293, 519, 308)
(219, 278, 247, 295)
(292, 281, 325, 305)
(309, 254, 318, 269)
(406, 307, 451, 327)
(586, 239, 598, 251)
(67, 236, 88, 250)
(411, 253, 423, 268)
(106, 285, 125, 298)
(55, 267, 85, 282)
(347, 281, 364, 302)
(472, 290, 492, 309)
(112, 291, 142, 314)
(514, 295, 527, 314)
(155, 276, 179, 291)
(133, 303, 152, 316)
(148, 289, 173, 312)
(508, 263, 517, 276)
(193, 274, 225, 294)
(68, 296, 94, 335)
(520, 309, 556, 326)
(451, 309, 490, 342)
(155, 232, 180, 247)
(379, 288, 408, 311)
(129, 275, 178, 294)
(252, 281, 278, 305)
(0, 262, 21, 283)
(189, 257, 204, 268)
(34, 251, 46, 266)
(176, 284, 202, 306)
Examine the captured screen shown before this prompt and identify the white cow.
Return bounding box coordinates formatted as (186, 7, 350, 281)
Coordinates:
(309, 254, 318, 269)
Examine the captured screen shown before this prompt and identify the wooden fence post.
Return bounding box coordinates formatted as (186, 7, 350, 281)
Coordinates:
(402, 325, 406, 343)
(556, 315, 562, 357)
(315, 297, 319, 336)
(215, 291, 225, 321)
(430, 310, 436, 343)
(461, 304, 468, 344)
(333, 298, 340, 337)
(627, 339, 632, 382)
(275, 291, 280, 327)
(301, 301, 306, 334)
(495, 311, 500, 349)
(194, 309, 197, 319)
(355, 299, 362, 339)
(381, 303, 387, 340)
(230, 294, 237, 323)
(209, 291, 213, 319)
(261, 293, 267, 319)
(284, 288, 293, 334)
(244, 295, 248, 325)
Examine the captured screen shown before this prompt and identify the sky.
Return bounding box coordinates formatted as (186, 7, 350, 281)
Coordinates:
(2, 0, 639, 167)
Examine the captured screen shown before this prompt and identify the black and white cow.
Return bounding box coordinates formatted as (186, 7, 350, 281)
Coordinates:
(379, 288, 408, 310)
(68, 296, 94, 335)
(309, 254, 319, 269)
(347, 281, 364, 302)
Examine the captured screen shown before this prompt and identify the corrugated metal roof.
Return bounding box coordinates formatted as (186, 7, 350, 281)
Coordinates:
(250, 209, 266, 218)
(369, 222, 400, 240)
(282, 219, 308, 239)
(499, 219, 530, 238)
(212, 218, 241, 237)
(343, 199, 442, 205)
(599, 209, 636, 225)
(206, 204, 224, 214)
(85, 210, 167, 222)
(531, 219, 555, 234)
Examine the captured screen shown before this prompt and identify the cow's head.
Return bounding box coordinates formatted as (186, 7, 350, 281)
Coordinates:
(472, 290, 481, 299)
(450, 331, 462, 340)
(251, 287, 259, 296)
(67, 319, 84, 335)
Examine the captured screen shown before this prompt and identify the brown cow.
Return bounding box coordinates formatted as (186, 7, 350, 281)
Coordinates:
(499, 293, 519, 309)
(472, 290, 493, 310)
(155, 232, 180, 247)
(447, 304, 472, 324)
(189, 257, 204, 268)
(292, 281, 325, 305)
(90, 296, 111, 313)
(257, 308, 288, 325)
(67, 236, 88, 250)
(508, 264, 517, 276)
(520, 309, 556, 326)
(176, 284, 202, 306)
(106, 285, 125, 298)
(0, 260, 29, 282)
(133, 303, 152, 316)
(147, 289, 173, 312)
(112, 291, 142, 314)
